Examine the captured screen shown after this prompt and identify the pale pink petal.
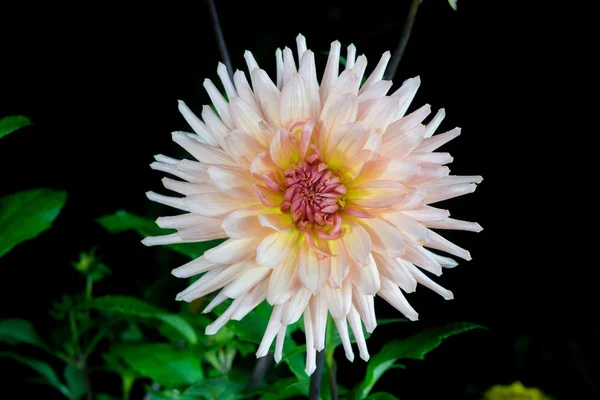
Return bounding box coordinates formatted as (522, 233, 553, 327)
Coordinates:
(310, 293, 328, 351)
(320, 96, 360, 154)
(390, 76, 420, 120)
(274, 325, 287, 363)
(408, 152, 454, 166)
(146, 191, 188, 212)
(171, 256, 221, 278)
(415, 127, 461, 153)
(322, 279, 352, 320)
(161, 178, 217, 196)
(425, 230, 472, 260)
(172, 132, 237, 166)
(253, 184, 283, 207)
(281, 287, 312, 325)
(348, 253, 381, 295)
(256, 230, 300, 268)
(378, 277, 419, 321)
(141, 233, 184, 247)
(217, 62, 237, 99)
(380, 211, 430, 244)
(351, 55, 368, 84)
(334, 317, 355, 362)
(348, 306, 370, 361)
(258, 213, 293, 232)
(407, 166, 450, 186)
(405, 262, 454, 300)
(270, 128, 299, 170)
(222, 261, 272, 298)
(231, 280, 269, 320)
(304, 305, 317, 375)
(352, 288, 377, 333)
(360, 97, 400, 134)
(400, 206, 450, 222)
(360, 51, 391, 93)
(298, 241, 330, 292)
(342, 220, 372, 266)
(229, 97, 268, 147)
(233, 70, 262, 115)
(424, 218, 483, 232)
(256, 304, 284, 357)
(205, 295, 245, 335)
(345, 44, 356, 70)
(320, 41, 341, 104)
(208, 166, 255, 199)
(296, 34, 308, 59)
(251, 69, 281, 126)
(177, 101, 219, 146)
(275, 48, 284, 90)
(354, 217, 406, 258)
(427, 251, 458, 268)
(325, 121, 367, 168)
(382, 123, 426, 158)
(282, 47, 297, 85)
(346, 180, 409, 209)
(204, 237, 261, 264)
(244, 50, 259, 72)
(267, 246, 300, 304)
(372, 253, 417, 293)
(425, 183, 477, 204)
(156, 213, 218, 230)
(280, 75, 310, 126)
(328, 239, 349, 288)
(424, 108, 446, 138)
(178, 223, 227, 241)
(387, 104, 431, 134)
(203, 78, 235, 129)
(222, 207, 271, 238)
(176, 261, 247, 302)
(202, 292, 228, 314)
(201, 105, 229, 149)
(352, 158, 419, 186)
(403, 242, 442, 276)
(298, 51, 322, 120)
(186, 192, 259, 218)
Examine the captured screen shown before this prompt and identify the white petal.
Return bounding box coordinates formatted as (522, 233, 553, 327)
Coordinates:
(309, 293, 328, 351)
(373, 253, 417, 293)
(161, 177, 217, 196)
(251, 69, 281, 126)
(298, 50, 322, 120)
(222, 261, 271, 299)
(258, 214, 293, 232)
(320, 41, 341, 104)
(348, 306, 370, 361)
(229, 97, 268, 147)
(424, 183, 477, 204)
(256, 304, 284, 358)
(352, 289, 377, 333)
(403, 242, 443, 276)
(186, 192, 259, 218)
(405, 262, 454, 300)
(275, 48, 284, 90)
(267, 244, 300, 304)
(256, 230, 300, 268)
(146, 191, 188, 212)
(348, 253, 381, 295)
(177, 101, 219, 147)
(203, 238, 260, 264)
(424, 217, 483, 232)
(400, 206, 450, 222)
(304, 305, 317, 375)
(334, 317, 355, 362)
(425, 230, 472, 260)
(233, 70, 261, 114)
(217, 62, 237, 99)
(171, 256, 221, 278)
(299, 241, 330, 292)
(380, 211, 430, 244)
(391, 76, 420, 120)
(360, 51, 391, 93)
(281, 287, 312, 325)
(231, 280, 269, 320)
(222, 205, 267, 239)
(274, 324, 287, 363)
(178, 223, 227, 241)
(382, 123, 426, 158)
(342, 220, 372, 267)
(201, 105, 229, 149)
(205, 295, 245, 335)
(203, 78, 235, 129)
(424, 108, 446, 138)
(378, 277, 419, 321)
(177, 261, 246, 302)
(280, 75, 310, 125)
(244, 50, 259, 72)
(388, 104, 431, 134)
(172, 132, 236, 166)
(322, 280, 352, 320)
(328, 239, 349, 289)
(345, 44, 356, 70)
(355, 217, 406, 258)
(156, 213, 216, 229)
(282, 47, 297, 85)
(416, 127, 461, 153)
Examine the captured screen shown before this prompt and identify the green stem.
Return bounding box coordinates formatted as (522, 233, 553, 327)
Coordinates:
(122, 374, 135, 400)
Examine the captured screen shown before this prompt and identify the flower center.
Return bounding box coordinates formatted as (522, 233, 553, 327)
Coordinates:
(280, 150, 346, 240)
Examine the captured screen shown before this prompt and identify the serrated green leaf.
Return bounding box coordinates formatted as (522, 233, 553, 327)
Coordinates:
(355, 322, 485, 399)
(0, 318, 45, 347)
(114, 343, 203, 387)
(0, 188, 67, 258)
(87, 295, 197, 344)
(97, 210, 223, 258)
(0, 351, 69, 396)
(367, 393, 400, 400)
(64, 364, 87, 400)
(183, 376, 245, 400)
(0, 115, 31, 140)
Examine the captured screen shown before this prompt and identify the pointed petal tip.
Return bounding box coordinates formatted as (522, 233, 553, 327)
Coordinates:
(305, 364, 316, 376)
(444, 291, 455, 300)
(140, 237, 153, 247)
(360, 352, 370, 362)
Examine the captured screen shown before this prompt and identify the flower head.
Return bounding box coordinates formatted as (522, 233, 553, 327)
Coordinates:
(144, 35, 482, 375)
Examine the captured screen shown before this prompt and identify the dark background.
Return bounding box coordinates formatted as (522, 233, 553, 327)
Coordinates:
(1, 1, 592, 399)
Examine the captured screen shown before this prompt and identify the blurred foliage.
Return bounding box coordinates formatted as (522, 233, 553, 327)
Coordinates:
(483, 381, 551, 400)
(0, 115, 31, 140)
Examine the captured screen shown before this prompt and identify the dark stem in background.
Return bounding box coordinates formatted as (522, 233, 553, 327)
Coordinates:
(384, 0, 423, 81)
(205, 0, 233, 77)
(309, 350, 326, 400)
(247, 352, 274, 390)
(328, 361, 339, 400)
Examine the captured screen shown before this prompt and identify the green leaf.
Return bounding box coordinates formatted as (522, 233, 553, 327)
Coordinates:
(367, 393, 400, 400)
(0, 188, 67, 258)
(183, 376, 245, 400)
(0, 115, 31, 140)
(87, 295, 198, 344)
(64, 365, 87, 400)
(121, 323, 144, 342)
(0, 319, 45, 347)
(97, 210, 223, 258)
(0, 351, 68, 396)
(355, 322, 485, 399)
(114, 343, 203, 387)
(255, 378, 309, 400)
(225, 301, 272, 344)
(448, 0, 458, 11)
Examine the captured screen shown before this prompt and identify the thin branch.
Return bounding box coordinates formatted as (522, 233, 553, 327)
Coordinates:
(309, 350, 326, 400)
(205, 0, 233, 77)
(384, 0, 423, 81)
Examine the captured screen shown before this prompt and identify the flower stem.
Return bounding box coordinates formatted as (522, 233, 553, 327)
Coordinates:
(384, 0, 423, 81)
(325, 315, 338, 400)
(309, 350, 325, 400)
(247, 352, 273, 389)
(205, 0, 233, 78)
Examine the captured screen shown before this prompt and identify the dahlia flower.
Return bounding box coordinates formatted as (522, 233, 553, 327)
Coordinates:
(143, 35, 482, 375)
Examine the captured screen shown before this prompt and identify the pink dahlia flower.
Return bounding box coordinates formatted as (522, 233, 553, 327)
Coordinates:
(144, 35, 482, 375)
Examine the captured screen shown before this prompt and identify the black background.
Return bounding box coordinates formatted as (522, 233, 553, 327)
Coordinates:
(1, 1, 592, 399)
